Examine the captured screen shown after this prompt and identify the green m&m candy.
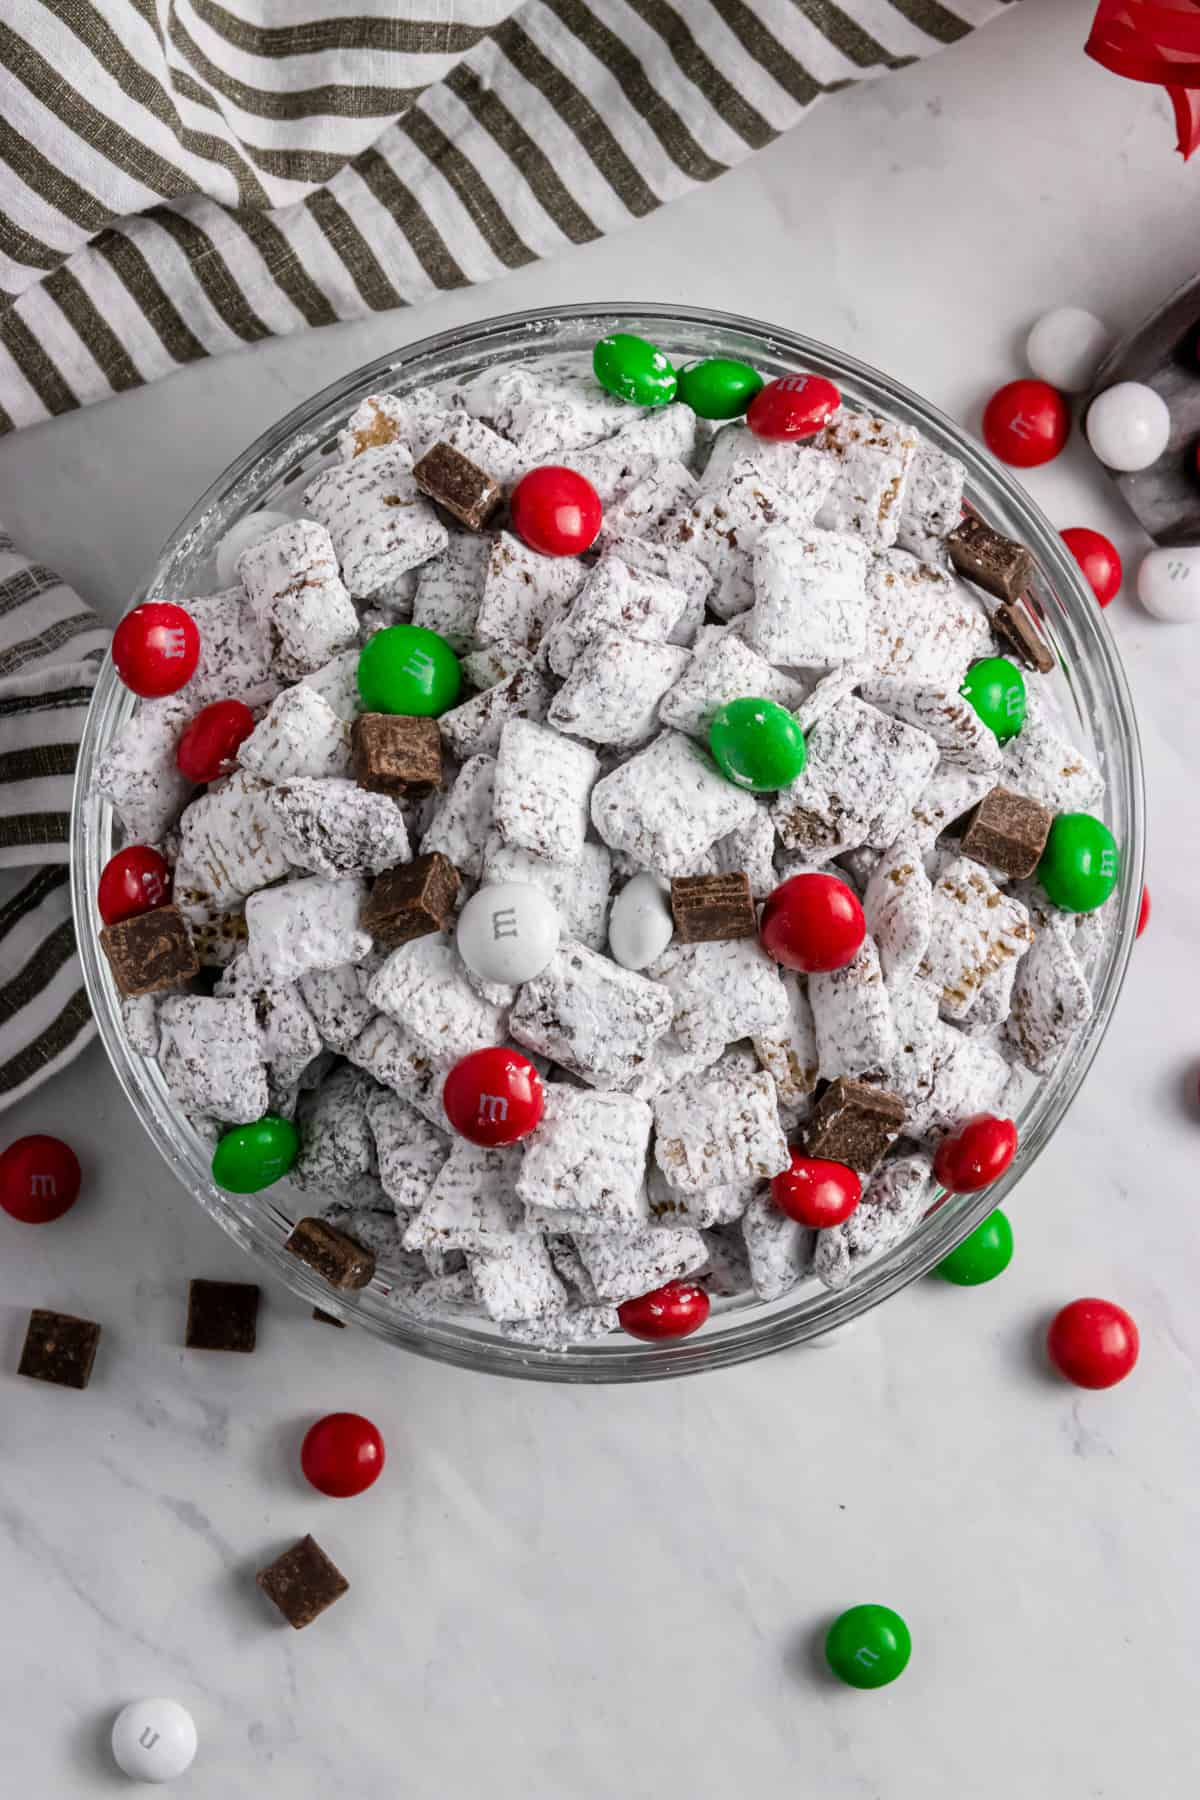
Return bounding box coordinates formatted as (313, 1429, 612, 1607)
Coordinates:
(960, 655, 1026, 743)
(934, 1208, 1014, 1285)
(677, 357, 764, 421)
(709, 696, 806, 792)
(212, 1114, 299, 1194)
(825, 1604, 912, 1689)
(592, 333, 677, 407)
(1038, 811, 1120, 912)
(357, 624, 461, 716)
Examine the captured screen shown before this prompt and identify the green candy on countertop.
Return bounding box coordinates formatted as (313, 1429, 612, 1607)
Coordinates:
(592, 333, 677, 407)
(709, 696, 806, 792)
(676, 357, 764, 421)
(934, 1209, 1014, 1285)
(357, 624, 461, 717)
(825, 1604, 912, 1689)
(212, 1115, 299, 1194)
(959, 655, 1026, 743)
(1037, 812, 1121, 913)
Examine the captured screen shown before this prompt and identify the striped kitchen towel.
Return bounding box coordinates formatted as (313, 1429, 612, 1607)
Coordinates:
(0, 0, 1013, 432)
(0, 529, 109, 1106)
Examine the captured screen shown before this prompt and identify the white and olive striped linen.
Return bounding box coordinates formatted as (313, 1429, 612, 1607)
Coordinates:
(0, 529, 108, 1105)
(0, 0, 1011, 431)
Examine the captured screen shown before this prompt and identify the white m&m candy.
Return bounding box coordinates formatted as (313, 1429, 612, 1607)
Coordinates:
(215, 509, 292, 587)
(456, 882, 560, 984)
(111, 1698, 197, 1783)
(1137, 546, 1200, 622)
(1086, 382, 1171, 472)
(608, 872, 673, 971)
(1026, 307, 1112, 394)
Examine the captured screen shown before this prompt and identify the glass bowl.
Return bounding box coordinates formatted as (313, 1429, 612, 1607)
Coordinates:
(71, 303, 1145, 1382)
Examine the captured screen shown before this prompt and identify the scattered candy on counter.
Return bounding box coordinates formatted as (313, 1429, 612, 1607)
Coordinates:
(1046, 1297, 1139, 1389)
(1085, 380, 1171, 472)
(256, 1534, 349, 1629)
(1136, 545, 1200, 621)
(617, 1280, 711, 1342)
(185, 1278, 260, 1352)
(0, 1134, 81, 1223)
(933, 1208, 1013, 1285)
(175, 698, 255, 783)
(759, 872, 866, 974)
(1061, 526, 1122, 606)
(111, 1697, 198, 1784)
(211, 1114, 300, 1193)
(960, 654, 1026, 743)
(746, 372, 840, 441)
(771, 1153, 862, 1229)
(825, 1604, 912, 1689)
(676, 356, 763, 420)
(592, 332, 677, 407)
(356, 623, 461, 715)
(456, 881, 561, 985)
(982, 379, 1071, 468)
(1137, 884, 1151, 938)
(932, 1115, 1018, 1194)
(17, 1307, 101, 1388)
(111, 601, 200, 698)
(606, 871, 674, 971)
(708, 695, 807, 792)
(300, 1412, 385, 1498)
(1037, 812, 1121, 912)
(509, 463, 604, 556)
(97, 845, 172, 925)
(1025, 307, 1112, 394)
(442, 1046, 545, 1146)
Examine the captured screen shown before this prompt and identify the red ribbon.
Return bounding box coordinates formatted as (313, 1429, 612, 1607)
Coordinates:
(1087, 0, 1200, 156)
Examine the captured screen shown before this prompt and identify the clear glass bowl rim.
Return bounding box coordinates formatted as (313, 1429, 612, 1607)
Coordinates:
(71, 300, 1145, 1383)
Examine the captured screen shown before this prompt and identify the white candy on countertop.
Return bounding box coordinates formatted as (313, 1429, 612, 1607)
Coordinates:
(111, 1698, 197, 1783)
(1025, 307, 1112, 394)
(1137, 545, 1200, 621)
(215, 508, 292, 588)
(1086, 381, 1171, 472)
(456, 880, 561, 985)
(608, 872, 673, 971)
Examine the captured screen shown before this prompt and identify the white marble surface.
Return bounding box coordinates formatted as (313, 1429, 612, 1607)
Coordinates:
(3, 3, 1200, 1793)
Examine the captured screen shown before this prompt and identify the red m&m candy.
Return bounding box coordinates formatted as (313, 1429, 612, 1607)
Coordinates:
(759, 873, 865, 974)
(747, 373, 840, 441)
(442, 1047, 544, 1146)
(1047, 1298, 1139, 1389)
(933, 1114, 1017, 1193)
(97, 846, 171, 925)
(1137, 884, 1150, 939)
(112, 602, 200, 698)
(176, 700, 255, 783)
(301, 1412, 385, 1497)
(982, 380, 1070, 468)
(771, 1153, 861, 1229)
(618, 1280, 710, 1342)
(510, 466, 602, 557)
(0, 1134, 81, 1223)
(1061, 527, 1122, 607)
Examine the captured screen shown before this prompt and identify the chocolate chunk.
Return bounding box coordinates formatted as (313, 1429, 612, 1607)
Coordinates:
(18, 1308, 101, 1389)
(185, 1278, 260, 1352)
(312, 1306, 346, 1329)
(947, 515, 1034, 602)
(256, 1534, 349, 1629)
(352, 713, 442, 796)
(960, 785, 1053, 879)
(285, 1216, 376, 1290)
(991, 599, 1055, 674)
(363, 851, 461, 948)
(670, 872, 756, 943)
(99, 904, 199, 997)
(413, 441, 502, 531)
(804, 1077, 905, 1173)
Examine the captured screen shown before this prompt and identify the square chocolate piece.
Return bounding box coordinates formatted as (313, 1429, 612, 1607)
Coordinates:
(947, 515, 1034, 602)
(804, 1078, 906, 1173)
(413, 441, 502, 531)
(352, 713, 442, 796)
(991, 599, 1055, 674)
(18, 1308, 101, 1389)
(185, 1278, 260, 1352)
(286, 1216, 376, 1291)
(312, 1306, 346, 1329)
(256, 1534, 349, 1629)
(670, 872, 757, 943)
(363, 852, 461, 948)
(960, 785, 1053, 880)
(99, 904, 200, 997)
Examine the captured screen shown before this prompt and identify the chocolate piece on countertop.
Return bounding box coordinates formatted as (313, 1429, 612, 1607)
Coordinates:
(312, 1307, 346, 1329)
(991, 599, 1055, 674)
(413, 441, 503, 531)
(285, 1216, 376, 1291)
(363, 852, 461, 948)
(99, 904, 200, 997)
(352, 713, 442, 796)
(960, 785, 1053, 880)
(185, 1278, 260, 1352)
(256, 1534, 349, 1629)
(18, 1308, 101, 1389)
(947, 515, 1034, 602)
(803, 1077, 906, 1174)
(670, 871, 756, 943)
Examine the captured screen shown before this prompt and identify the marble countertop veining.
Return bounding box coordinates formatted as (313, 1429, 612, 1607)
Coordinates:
(3, 2, 1199, 1794)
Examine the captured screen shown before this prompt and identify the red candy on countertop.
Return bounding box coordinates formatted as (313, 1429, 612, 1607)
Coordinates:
(747, 374, 841, 441)
(1061, 527, 1122, 606)
(111, 602, 200, 698)
(759, 872, 866, 974)
(982, 380, 1070, 468)
(771, 1153, 861, 1229)
(1046, 1298, 1139, 1389)
(176, 700, 255, 783)
(97, 845, 172, 925)
(300, 1412, 385, 1497)
(1137, 884, 1150, 939)
(509, 465, 602, 557)
(618, 1280, 710, 1342)
(442, 1047, 544, 1147)
(933, 1114, 1018, 1193)
(0, 1134, 81, 1223)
